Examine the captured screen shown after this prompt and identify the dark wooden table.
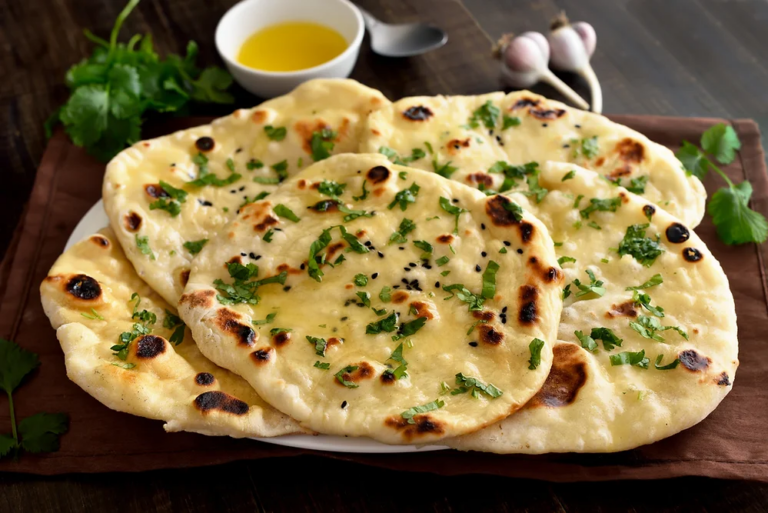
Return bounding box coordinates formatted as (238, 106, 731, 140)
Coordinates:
(2, 0, 768, 511)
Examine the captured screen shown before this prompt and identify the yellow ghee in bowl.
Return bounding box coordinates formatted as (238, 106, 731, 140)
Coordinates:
(236, 21, 348, 72)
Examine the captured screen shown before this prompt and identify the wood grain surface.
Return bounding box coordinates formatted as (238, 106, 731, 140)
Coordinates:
(1, 0, 767, 511)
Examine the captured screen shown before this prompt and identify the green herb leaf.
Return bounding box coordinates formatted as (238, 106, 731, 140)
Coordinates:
(183, 239, 208, 255)
(389, 218, 416, 244)
(135, 235, 155, 260)
(528, 338, 545, 370)
(654, 354, 680, 370)
(617, 224, 664, 267)
(247, 159, 264, 170)
(379, 287, 392, 302)
(401, 399, 445, 424)
(624, 175, 649, 194)
(310, 129, 336, 161)
(575, 330, 597, 352)
(708, 181, 768, 245)
(468, 100, 500, 129)
(676, 141, 710, 180)
(354, 274, 368, 287)
(388, 183, 420, 211)
(572, 269, 606, 298)
(0, 339, 40, 395)
(317, 180, 347, 198)
(701, 123, 741, 165)
(481, 261, 499, 299)
(502, 115, 521, 130)
(252, 312, 276, 325)
(385, 343, 408, 380)
(610, 350, 650, 369)
(580, 197, 621, 219)
(264, 125, 287, 141)
(366, 311, 399, 335)
(163, 309, 186, 345)
(626, 274, 663, 291)
(392, 316, 427, 341)
(314, 361, 330, 370)
(452, 373, 503, 398)
(562, 170, 576, 181)
(633, 290, 665, 317)
(274, 204, 300, 222)
(629, 315, 688, 342)
(334, 365, 360, 388)
(590, 327, 623, 351)
(18, 412, 69, 454)
(442, 284, 485, 311)
(81, 307, 105, 321)
(432, 159, 458, 179)
(439, 197, 468, 234)
(558, 256, 576, 266)
(436, 256, 450, 266)
(353, 180, 369, 201)
(306, 336, 328, 357)
(413, 240, 433, 259)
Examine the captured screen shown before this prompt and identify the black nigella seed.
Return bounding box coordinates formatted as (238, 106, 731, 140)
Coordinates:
(542, 123, 548, 127)
(364, 241, 373, 247)
(299, 263, 305, 270)
(239, 186, 245, 191)
(240, 252, 246, 256)
(404, 267, 411, 272)
(563, 144, 570, 149)
(517, 249, 523, 254)
(435, 281, 440, 288)
(341, 401, 348, 409)
(488, 129, 494, 136)
(501, 317, 507, 324)
(575, 124, 582, 128)
(171, 163, 176, 167)
(409, 262, 417, 268)
(422, 264, 432, 269)
(195, 136, 215, 152)
(198, 199, 213, 207)
(378, 252, 384, 258)
(283, 286, 291, 292)
(469, 342, 479, 347)
(503, 241, 511, 246)
(393, 285, 401, 289)
(254, 255, 262, 260)
(502, 306, 508, 313)
(475, 265, 481, 272)
(402, 279, 409, 284)
(399, 247, 405, 251)
(481, 251, 487, 257)
(249, 252, 258, 259)
(481, 223, 486, 230)
(230, 189, 236, 194)
(236, 148, 242, 153)
(372, 273, 379, 279)
(341, 316, 348, 321)
(452, 199, 459, 204)
(495, 135, 504, 146)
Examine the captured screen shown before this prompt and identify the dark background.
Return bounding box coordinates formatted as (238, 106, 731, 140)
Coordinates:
(2, 0, 768, 511)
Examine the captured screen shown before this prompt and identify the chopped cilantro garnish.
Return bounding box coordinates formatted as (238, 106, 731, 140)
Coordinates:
(522, 173, 548, 203)
(81, 308, 104, 321)
(314, 361, 331, 370)
(310, 129, 336, 161)
(356, 291, 371, 307)
(379, 146, 425, 166)
(214, 263, 287, 305)
(528, 338, 545, 370)
(413, 240, 433, 259)
(271, 160, 289, 181)
(162, 309, 185, 346)
(183, 239, 208, 255)
(580, 197, 622, 219)
(610, 349, 649, 369)
(388, 182, 420, 211)
(436, 256, 450, 266)
(379, 286, 392, 303)
(252, 312, 276, 325)
(264, 125, 287, 141)
(188, 152, 241, 187)
(239, 191, 270, 209)
(633, 290, 665, 317)
(135, 235, 155, 260)
(334, 365, 359, 388)
(354, 274, 368, 287)
(307, 225, 368, 282)
(502, 115, 521, 130)
(393, 316, 426, 341)
(572, 136, 599, 160)
(499, 247, 507, 254)
(247, 159, 264, 170)
(654, 354, 680, 370)
(629, 315, 688, 342)
(389, 218, 416, 244)
(274, 204, 299, 222)
(573, 194, 584, 208)
(487, 161, 538, 192)
(439, 197, 468, 234)
(617, 224, 664, 267)
(384, 343, 408, 379)
(624, 175, 649, 194)
(481, 261, 499, 299)
(366, 311, 399, 334)
(432, 159, 458, 179)
(558, 256, 576, 266)
(451, 373, 503, 399)
(562, 170, 576, 181)
(253, 176, 280, 184)
(353, 180, 369, 201)
(587, 221, 601, 230)
(317, 180, 347, 198)
(306, 336, 328, 357)
(590, 327, 623, 351)
(625, 274, 663, 291)
(338, 204, 372, 223)
(572, 269, 605, 298)
(401, 399, 445, 424)
(442, 284, 485, 311)
(263, 229, 274, 242)
(468, 100, 500, 129)
(575, 330, 597, 352)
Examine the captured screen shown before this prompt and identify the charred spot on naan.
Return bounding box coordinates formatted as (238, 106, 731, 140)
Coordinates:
(527, 256, 562, 284)
(682, 247, 703, 263)
(254, 215, 279, 232)
(251, 347, 273, 364)
(124, 211, 142, 232)
(251, 110, 268, 124)
(606, 300, 638, 318)
(226, 256, 243, 267)
(518, 285, 538, 325)
(195, 372, 216, 386)
(436, 234, 454, 244)
(615, 138, 645, 163)
(466, 173, 493, 188)
(446, 138, 470, 155)
(510, 98, 541, 110)
(716, 372, 731, 386)
(179, 269, 191, 287)
(527, 343, 587, 408)
(472, 310, 495, 322)
(486, 195, 522, 227)
(275, 263, 303, 275)
(477, 325, 504, 345)
(409, 301, 434, 319)
(135, 335, 167, 359)
(366, 165, 390, 184)
(144, 183, 171, 199)
(679, 349, 710, 372)
(643, 205, 656, 219)
(194, 391, 249, 415)
(325, 242, 346, 262)
(215, 309, 257, 347)
(529, 108, 566, 120)
(90, 235, 110, 248)
(402, 105, 433, 121)
(195, 136, 215, 153)
(607, 166, 632, 181)
(380, 372, 396, 385)
(666, 223, 690, 244)
(179, 289, 215, 309)
(335, 362, 374, 386)
(391, 291, 409, 304)
(518, 222, 534, 244)
(384, 414, 445, 441)
(271, 330, 291, 348)
(65, 274, 102, 301)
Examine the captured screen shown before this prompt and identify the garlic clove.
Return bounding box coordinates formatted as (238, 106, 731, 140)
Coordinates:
(548, 23, 589, 71)
(572, 22, 597, 57)
(503, 34, 548, 73)
(519, 31, 550, 62)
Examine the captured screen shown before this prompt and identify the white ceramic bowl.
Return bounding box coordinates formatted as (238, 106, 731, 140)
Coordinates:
(215, 0, 364, 98)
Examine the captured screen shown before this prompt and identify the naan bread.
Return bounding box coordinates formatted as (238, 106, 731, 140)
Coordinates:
(449, 162, 737, 453)
(40, 227, 305, 438)
(104, 79, 389, 305)
(179, 154, 563, 444)
(360, 90, 705, 228)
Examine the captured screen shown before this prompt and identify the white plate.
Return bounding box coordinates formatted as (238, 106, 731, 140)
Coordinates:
(66, 201, 449, 454)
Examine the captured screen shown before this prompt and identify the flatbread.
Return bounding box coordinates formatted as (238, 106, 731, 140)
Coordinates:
(40, 227, 305, 438)
(104, 79, 389, 305)
(448, 162, 738, 454)
(360, 90, 705, 228)
(178, 153, 563, 444)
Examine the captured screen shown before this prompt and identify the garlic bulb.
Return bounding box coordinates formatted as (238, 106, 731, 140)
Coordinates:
(548, 13, 602, 113)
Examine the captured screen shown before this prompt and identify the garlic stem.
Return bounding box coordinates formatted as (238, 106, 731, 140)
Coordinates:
(580, 64, 602, 114)
(539, 68, 590, 110)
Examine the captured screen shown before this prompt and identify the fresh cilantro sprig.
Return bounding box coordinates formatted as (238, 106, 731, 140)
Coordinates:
(439, 197, 468, 234)
(676, 123, 767, 245)
(214, 262, 287, 305)
(400, 399, 445, 424)
(46, 0, 234, 161)
(0, 339, 69, 460)
(451, 373, 503, 399)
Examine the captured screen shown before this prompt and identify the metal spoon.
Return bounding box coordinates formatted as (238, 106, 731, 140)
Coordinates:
(357, 6, 447, 57)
